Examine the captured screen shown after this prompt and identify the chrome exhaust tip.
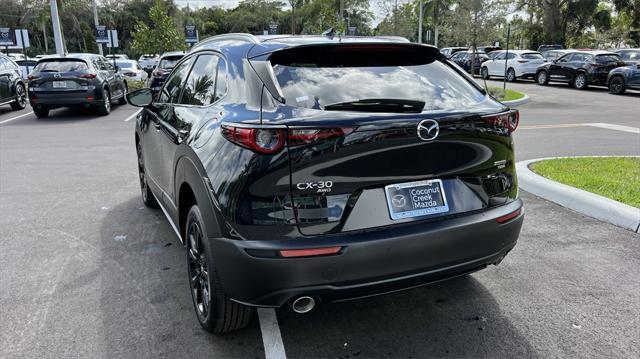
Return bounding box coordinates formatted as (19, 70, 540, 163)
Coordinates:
(290, 296, 315, 314)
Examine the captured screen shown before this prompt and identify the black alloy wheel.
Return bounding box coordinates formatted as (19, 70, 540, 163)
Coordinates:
(507, 68, 516, 82)
(608, 76, 626, 95)
(536, 70, 549, 85)
(137, 141, 158, 208)
(10, 83, 27, 110)
(574, 73, 588, 90)
(185, 205, 253, 334)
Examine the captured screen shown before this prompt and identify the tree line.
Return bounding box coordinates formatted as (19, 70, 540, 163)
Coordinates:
(0, 0, 637, 58)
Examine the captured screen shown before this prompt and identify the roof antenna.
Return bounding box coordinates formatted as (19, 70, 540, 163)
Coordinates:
(322, 27, 335, 38)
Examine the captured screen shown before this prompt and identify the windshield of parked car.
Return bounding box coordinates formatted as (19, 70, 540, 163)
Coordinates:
(618, 51, 640, 61)
(116, 61, 134, 69)
(595, 54, 623, 64)
(522, 53, 544, 59)
(273, 61, 485, 112)
(33, 60, 89, 72)
(158, 56, 181, 70)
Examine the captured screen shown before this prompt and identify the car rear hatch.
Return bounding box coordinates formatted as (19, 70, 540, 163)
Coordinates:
(255, 43, 519, 236)
(28, 58, 95, 93)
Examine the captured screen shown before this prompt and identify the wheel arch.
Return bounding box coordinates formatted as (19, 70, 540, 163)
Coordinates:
(175, 155, 223, 244)
(608, 73, 625, 85)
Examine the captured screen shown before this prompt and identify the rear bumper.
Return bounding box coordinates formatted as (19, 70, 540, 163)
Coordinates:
(28, 88, 104, 107)
(210, 199, 524, 307)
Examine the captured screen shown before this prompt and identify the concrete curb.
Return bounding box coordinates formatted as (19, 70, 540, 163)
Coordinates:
(517, 156, 640, 233)
(501, 94, 531, 107)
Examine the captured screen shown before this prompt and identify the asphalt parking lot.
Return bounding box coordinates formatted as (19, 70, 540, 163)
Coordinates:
(1, 83, 639, 358)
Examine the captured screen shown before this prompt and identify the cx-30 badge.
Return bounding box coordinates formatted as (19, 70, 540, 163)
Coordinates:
(417, 119, 439, 141)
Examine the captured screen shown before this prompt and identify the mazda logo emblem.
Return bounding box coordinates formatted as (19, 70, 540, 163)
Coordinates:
(391, 194, 406, 208)
(54, 73, 61, 78)
(417, 119, 439, 141)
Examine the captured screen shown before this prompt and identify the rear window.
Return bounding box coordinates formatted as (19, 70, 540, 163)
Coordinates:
(271, 45, 485, 112)
(34, 60, 88, 72)
(158, 56, 182, 70)
(596, 54, 622, 64)
(117, 61, 134, 69)
(522, 53, 543, 59)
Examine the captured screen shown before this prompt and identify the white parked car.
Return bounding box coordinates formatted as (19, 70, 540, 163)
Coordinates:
(138, 54, 159, 73)
(15, 58, 38, 79)
(115, 60, 149, 82)
(480, 50, 546, 82)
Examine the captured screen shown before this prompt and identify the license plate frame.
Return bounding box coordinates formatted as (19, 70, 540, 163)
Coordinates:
(52, 81, 67, 88)
(384, 179, 449, 220)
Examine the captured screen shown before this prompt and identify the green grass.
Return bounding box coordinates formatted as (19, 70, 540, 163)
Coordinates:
(126, 80, 147, 91)
(531, 157, 640, 208)
(487, 86, 525, 102)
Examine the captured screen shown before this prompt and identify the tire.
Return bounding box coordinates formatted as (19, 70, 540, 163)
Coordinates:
(33, 107, 49, 118)
(608, 76, 626, 95)
(118, 83, 128, 105)
(137, 141, 158, 208)
(10, 83, 27, 110)
(574, 72, 588, 90)
(506, 68, 517, 82)
(97, 88, 111, 116)
(536, 70, 549, 85)
(481, 67, 490, 80)
(186, 205, 253, 334)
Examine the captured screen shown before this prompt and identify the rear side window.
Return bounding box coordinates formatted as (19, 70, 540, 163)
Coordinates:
(180, 54, 219, 106)
(596, 54, 622, 64)
(619, 51, 640, 61)
(34, 60, 88, 72)
(522, 53, 543, 59)
(271, 45, 485, 112)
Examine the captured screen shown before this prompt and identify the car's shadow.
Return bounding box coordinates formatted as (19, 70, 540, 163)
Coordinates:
(98, 196, 265, 358)
(277, 274, 535, 358)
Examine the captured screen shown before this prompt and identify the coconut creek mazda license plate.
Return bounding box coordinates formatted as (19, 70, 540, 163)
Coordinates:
(384, 179, 449, 220)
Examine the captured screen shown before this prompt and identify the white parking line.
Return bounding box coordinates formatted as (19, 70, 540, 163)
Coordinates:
(257, 308, 287, 359)
(583, 123, 640, 134)
(519, 122, 640, 134)
(0, 111, 34, 125)
(124, 108, 142, 122)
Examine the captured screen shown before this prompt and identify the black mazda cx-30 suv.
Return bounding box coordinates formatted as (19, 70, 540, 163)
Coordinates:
(127, 34, 524, 334)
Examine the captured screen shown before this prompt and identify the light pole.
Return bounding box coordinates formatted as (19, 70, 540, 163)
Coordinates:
(92, 0, 103, 55)
(50, 0, 64, 56)
(418, 0, 423, 43)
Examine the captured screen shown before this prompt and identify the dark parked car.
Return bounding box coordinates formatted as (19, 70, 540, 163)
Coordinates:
(608, 49, 640, 94)
(127, 34, 523, 334)
(450, 51, 489, 74)
(0, 54, 27, 111)
(487, 50, 504, 60)
(439, 47, 467, 58)
(27, 54, 127, 117)
(537, 44, 563, 53)
(535, 50, 626, 89)
(148, 51, 184, 97)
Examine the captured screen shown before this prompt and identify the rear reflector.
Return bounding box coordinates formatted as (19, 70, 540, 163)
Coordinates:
(279, 246, 342, 258)
(289, 128, 353, 145)
(496, 208, 522, 224)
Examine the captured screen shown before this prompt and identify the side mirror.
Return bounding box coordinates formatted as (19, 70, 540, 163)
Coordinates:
(126, 88, 153, 107)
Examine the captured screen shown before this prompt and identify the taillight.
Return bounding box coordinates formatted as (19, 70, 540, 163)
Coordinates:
(517, 60, 528, 63)
(221, 125, 286, 154)
(289, 128, 353, 145)
(482, 110, 519, 133)
(221, 125, 353, 154)
(152, 69, 166, 77)
(124, 72, 137, 76)
(27, 75, 39, 80)
(80, 73, 97, 79)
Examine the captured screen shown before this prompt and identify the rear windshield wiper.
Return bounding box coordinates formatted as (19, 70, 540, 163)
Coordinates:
(323, 98, 425, 113)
